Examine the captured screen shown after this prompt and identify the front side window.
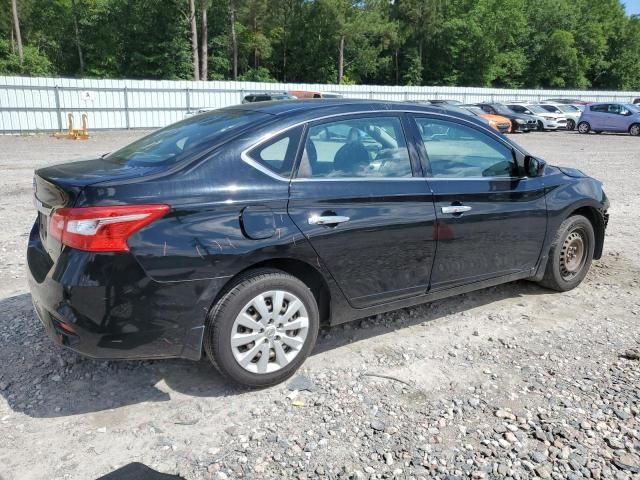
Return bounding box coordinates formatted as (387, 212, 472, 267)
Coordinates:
(608, 104, 623, 114)
(297, 116, 413, 178)
(414, 117, 516, 178)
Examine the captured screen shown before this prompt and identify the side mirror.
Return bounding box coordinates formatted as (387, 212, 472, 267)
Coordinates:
(524, 155, 546, 177)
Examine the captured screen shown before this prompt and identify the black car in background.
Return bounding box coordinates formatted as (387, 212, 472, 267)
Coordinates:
(473, 102, 538, 132)
(428, 99, 462, 105)
(28, 100, 609, 387)
(242, 92, 296, 103)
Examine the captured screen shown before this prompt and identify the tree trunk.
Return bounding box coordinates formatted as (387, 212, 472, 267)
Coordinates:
(282, 34, 287, 82)
(337, 35, 345, 84)
(11, 0, 24, 64)
(71, 0, 85, 75)
(253, 16, 258, 69)
(231, 6, 238, 80)
(395, 47, 399, 85)
(200, 0, 208, 80)
(189, 0, 200, 80)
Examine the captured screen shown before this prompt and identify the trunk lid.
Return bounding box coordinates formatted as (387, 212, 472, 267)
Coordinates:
(34, 158, 166, 260)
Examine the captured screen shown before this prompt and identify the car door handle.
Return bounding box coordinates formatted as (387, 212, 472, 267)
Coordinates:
(308, 215, 350, 225)
(441, 205, 472, 214)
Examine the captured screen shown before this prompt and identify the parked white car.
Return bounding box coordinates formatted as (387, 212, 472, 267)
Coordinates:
(506, 103, 568, 131)
(539, 103, 582, 130)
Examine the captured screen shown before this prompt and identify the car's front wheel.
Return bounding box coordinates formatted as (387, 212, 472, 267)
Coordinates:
(577, 121, 591, 134)
(204, 269, 319, 387)
(566, 119, 576, 131)
(538, 215, 595, 292)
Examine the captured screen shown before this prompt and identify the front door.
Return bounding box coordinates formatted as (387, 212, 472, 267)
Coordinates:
(410, 115, 548, 291)
(288, 114, 437, 308)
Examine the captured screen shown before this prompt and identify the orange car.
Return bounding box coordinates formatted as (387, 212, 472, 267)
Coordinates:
(461, 105, 512, 133)
(288, 90, 343, 99)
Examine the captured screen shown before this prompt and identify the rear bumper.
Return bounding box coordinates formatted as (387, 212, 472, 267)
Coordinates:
(27, 221, 220, 361)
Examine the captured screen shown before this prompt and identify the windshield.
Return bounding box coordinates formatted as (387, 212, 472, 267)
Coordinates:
(492, 104, 514, 115)
(106, 110, 269, 167)
(557, 104, 579, 113)
(461, 106, 485, 116)
(526, 105, 548, 114)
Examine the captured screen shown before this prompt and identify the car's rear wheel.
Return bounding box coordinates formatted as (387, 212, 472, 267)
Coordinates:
(204, 269, 319, 387)
(629, 123, 640, 136)
(538, 215, 595, 292)
(566, 119, 576, 130)
(577, 121, 590, 134)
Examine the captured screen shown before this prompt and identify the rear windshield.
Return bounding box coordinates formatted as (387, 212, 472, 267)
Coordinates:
(105, 110, 270, 167)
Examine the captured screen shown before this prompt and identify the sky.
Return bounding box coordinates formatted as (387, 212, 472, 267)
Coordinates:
(624, 0, 640, 16)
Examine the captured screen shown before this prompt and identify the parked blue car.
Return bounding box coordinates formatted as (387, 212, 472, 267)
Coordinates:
(577, 102, 640, 136)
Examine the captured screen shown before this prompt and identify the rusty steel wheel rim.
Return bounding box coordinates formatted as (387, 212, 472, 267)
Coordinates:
(560, 229, 587, 280)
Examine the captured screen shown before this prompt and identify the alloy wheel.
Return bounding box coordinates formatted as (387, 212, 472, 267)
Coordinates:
(230, 290, 309, 374)
(578, 122, 590, 134)
(630, 124, 640, 136)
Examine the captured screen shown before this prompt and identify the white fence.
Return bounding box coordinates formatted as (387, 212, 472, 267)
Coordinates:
(1, 75, 639, 133)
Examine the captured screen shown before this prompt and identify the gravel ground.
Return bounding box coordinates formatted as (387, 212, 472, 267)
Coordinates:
(0, 130, 638, 480)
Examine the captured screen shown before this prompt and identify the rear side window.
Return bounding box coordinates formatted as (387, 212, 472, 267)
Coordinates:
(246, 126, 303, 178)
(106, 110, 269, 167)
(414, 117, 516, 178)
(297, 116, 413, 178)
(590, 104, 608, 112)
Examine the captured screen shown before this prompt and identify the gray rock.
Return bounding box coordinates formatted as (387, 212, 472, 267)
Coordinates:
(531, 451, 548, 464)
(468, 398, 480, 408)
(370, 419, 385, 432)
(287, 375, 316, 392)
(536, 465, 552, 479)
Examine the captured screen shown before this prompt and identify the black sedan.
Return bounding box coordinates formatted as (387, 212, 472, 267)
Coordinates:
(473, 102, 538, 132)
(28, 100, 609, 387)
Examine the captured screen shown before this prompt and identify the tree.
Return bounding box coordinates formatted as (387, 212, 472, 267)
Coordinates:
(1, 0, 640, 90)
(230, 1, 237, 80)
(189, 0, 199, 80)
(70, 0, 84, 75)
(11, 0, 23, 63)
(200, 0, 208, 80)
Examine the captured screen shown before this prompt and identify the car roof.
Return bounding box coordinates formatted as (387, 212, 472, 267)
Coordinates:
(222, 99, 476, 118)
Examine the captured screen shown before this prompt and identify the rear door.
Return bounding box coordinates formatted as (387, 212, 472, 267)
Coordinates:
(287, 113, 437, 308)
(409, 115, 547, 291)
(588, 104, 608, 129)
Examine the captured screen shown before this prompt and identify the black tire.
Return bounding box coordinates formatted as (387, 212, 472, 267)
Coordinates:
(203, 269, 319, 387)
(566, 119, 576, 131)
(538, 215, 595, 292)
(577, 121, 590, 134)
(629, 123, 640, 136)
(537, 120, 545, 131)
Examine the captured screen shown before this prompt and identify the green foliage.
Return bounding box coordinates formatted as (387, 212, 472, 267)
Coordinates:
(1, 0, 639, 90)
(0, 39, 54, 75)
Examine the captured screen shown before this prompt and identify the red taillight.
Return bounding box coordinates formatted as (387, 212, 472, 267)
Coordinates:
(49, 204, 170, 252)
